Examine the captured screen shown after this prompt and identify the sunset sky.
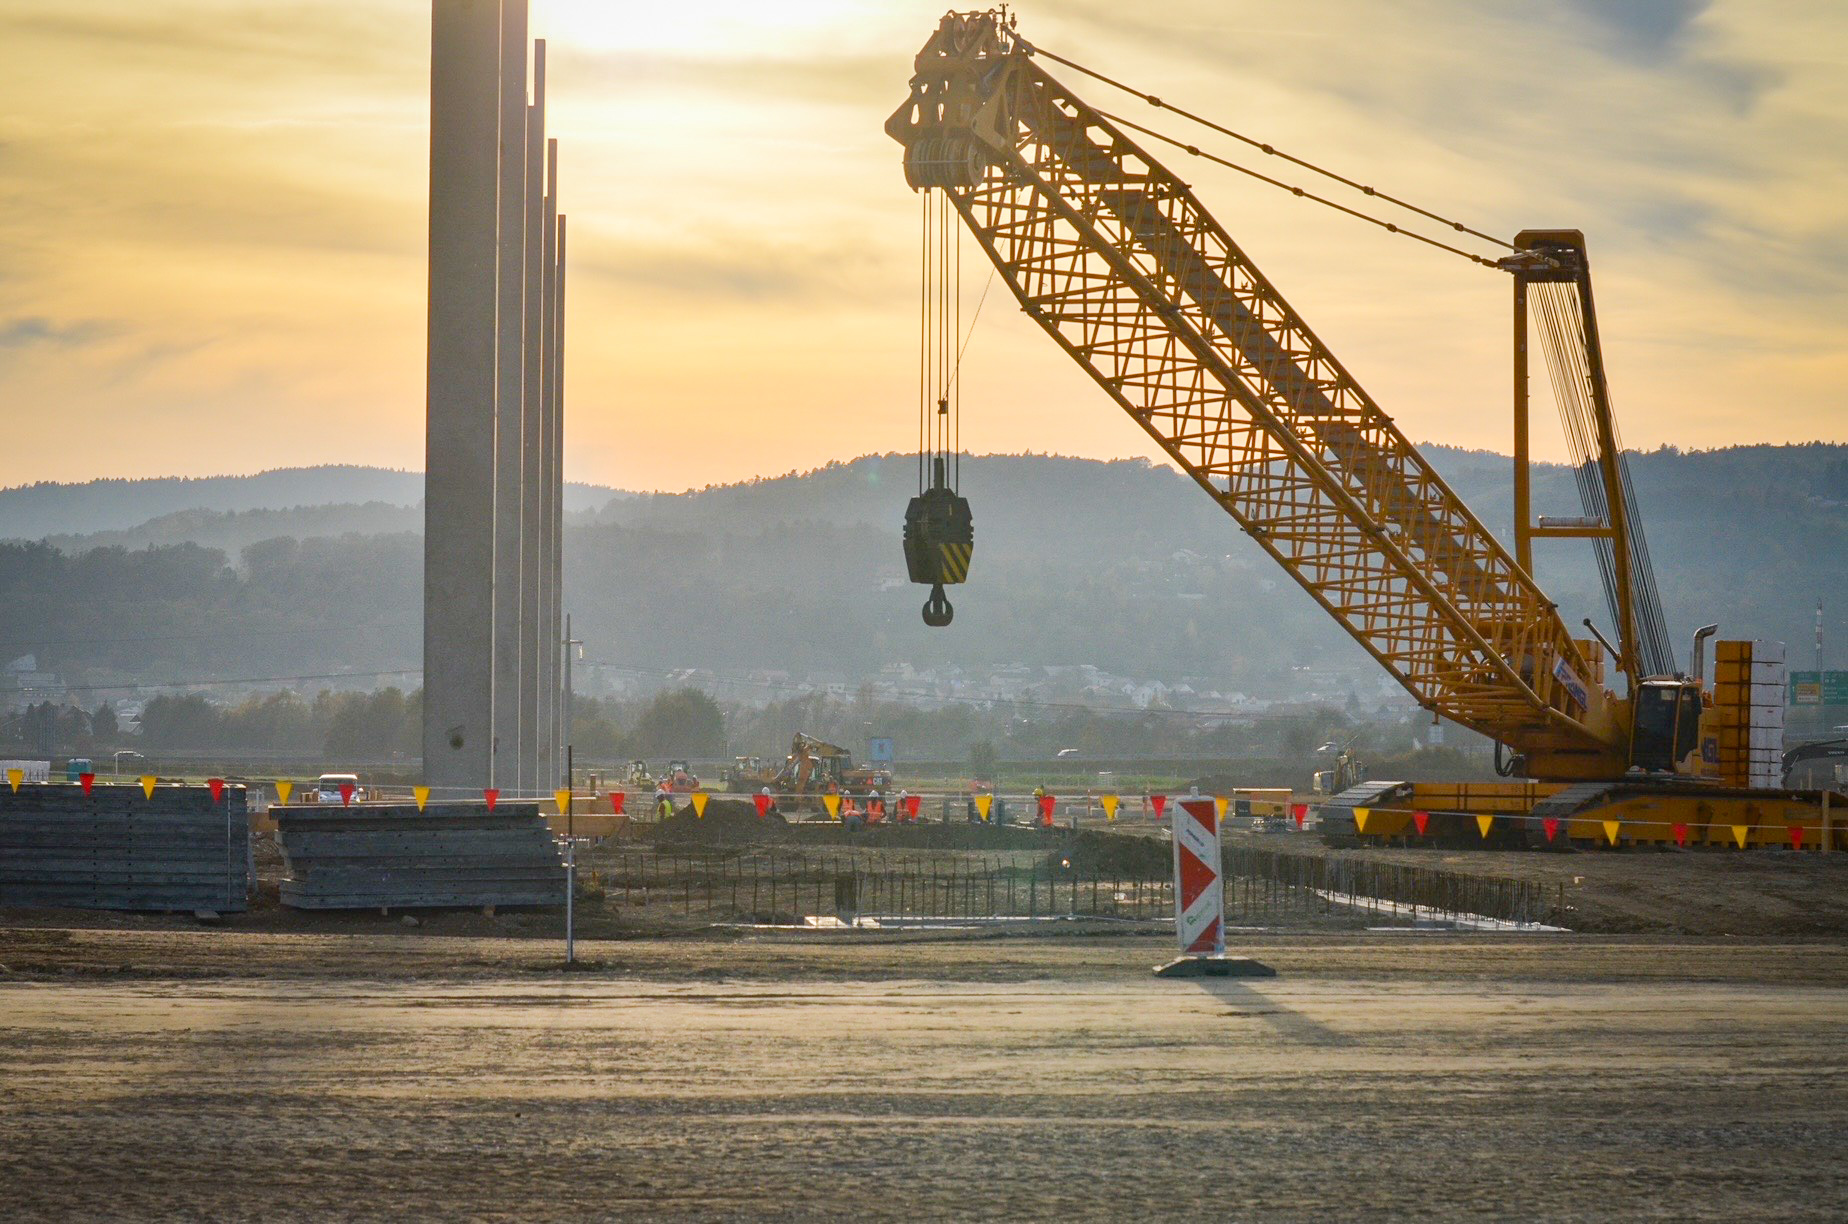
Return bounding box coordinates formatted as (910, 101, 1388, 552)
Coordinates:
(0, 0, 1843, 490)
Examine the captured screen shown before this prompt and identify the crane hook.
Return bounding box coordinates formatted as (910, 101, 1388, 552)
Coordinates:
(922, 583, 955, 627)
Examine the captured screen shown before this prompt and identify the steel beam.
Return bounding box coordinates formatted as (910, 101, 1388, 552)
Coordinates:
(491, 0, 528, 790)
(518, 45, 546, 792)
(536, 137, 560, 787)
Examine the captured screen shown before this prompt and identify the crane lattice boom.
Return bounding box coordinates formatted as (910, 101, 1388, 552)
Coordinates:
(886, 11, 1626, 778)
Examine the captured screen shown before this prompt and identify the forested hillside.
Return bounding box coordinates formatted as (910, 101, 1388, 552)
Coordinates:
(1, 446, 1843, 697)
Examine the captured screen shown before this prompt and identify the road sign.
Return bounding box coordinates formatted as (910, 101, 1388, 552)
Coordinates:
(868, 737, 894, 763)
(1789, 671, 1848, 705)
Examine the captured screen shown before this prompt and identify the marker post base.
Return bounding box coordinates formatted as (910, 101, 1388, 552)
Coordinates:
(1153, 955, 1276, 979)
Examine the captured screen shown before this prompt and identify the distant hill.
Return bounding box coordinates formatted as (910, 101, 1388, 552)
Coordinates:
(0, 466, 630, 542)
(1, 446, 1842, 700)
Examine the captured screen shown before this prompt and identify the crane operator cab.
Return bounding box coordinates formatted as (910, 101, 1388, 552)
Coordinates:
(1629, 678, 1705, 774)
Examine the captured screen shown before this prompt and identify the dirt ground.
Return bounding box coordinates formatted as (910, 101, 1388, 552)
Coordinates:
(1, 926, 1844, 1220)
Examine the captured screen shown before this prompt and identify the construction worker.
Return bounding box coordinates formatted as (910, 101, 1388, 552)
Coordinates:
(1033, 784, 1050, 829)
(655, 781, 673, 821)
(896, 787, 912, 824)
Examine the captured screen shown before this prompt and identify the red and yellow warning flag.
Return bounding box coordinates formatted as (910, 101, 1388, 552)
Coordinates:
(973, 794, 992, 822)
(823, 793, 843, 821)
(1544, 817, 1561, 842)
(691, 791, 709, 818)
(339, 782, 355, 807)
(276, 780, 294, 806)
(753, 792, 772, 818)
(79, 772, 95, 796)
(1214, 796, 1229, 820)
(1412, 810, 1430, 836)
(555, 788, 572, 814)
(1475, 813, 1494, 840)
(1149, 794, 1167, 819)
(1037, 794, 1056, 826)
(609, 791, 626, 815)
(1789, 825, 1804, 851)
(903, 794, 922, 821)
(413, 785, 430, 812)
(1291, 803, 1308, 828)
(1602, 819, 1621, 846)
(1352, 806, 1371, 834)
(483, 787, 499, 812)
(1671, 822, 1688, 847)
(5, 767, 22, 793)
(208, 778, 225, 802)
(1731, 824, 1749, 849)
(140, 774, 158, 800)
(1099, 794, 1120, 822)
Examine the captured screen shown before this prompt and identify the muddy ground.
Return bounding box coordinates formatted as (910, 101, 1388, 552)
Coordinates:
(1, 927, 1844, 1220)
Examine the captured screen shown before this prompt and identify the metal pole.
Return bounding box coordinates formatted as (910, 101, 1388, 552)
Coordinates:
(565, 741, 575, 964)
(1513, 269, 1532, 577)
(537, 141, 560, 788)
(549, 203, 568, 786)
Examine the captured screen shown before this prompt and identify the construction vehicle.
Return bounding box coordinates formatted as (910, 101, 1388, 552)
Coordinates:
(1310, 741, 1367, 798)
(624, 759, 653, 788)
(661, 760, 699, 793)
(761, 733, 894, 809)
(886, 10, 1843, 848)
(722, 755, 775, 793)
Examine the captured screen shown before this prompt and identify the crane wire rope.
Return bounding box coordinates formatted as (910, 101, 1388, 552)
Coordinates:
(1020, 38, 1516, 259)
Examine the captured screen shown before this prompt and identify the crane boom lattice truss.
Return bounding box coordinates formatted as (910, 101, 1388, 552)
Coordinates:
(887, 13, 1621, 772)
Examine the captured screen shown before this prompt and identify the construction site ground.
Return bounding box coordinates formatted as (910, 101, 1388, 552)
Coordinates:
(0, 926, 1843, 1220)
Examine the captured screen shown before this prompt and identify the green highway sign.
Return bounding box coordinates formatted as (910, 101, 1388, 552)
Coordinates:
(1789, 671, 1848, 705)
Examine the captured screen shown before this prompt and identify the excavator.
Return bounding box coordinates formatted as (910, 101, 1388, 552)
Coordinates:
(886, 9, 1843, 848)
(729, 733, 895, 809)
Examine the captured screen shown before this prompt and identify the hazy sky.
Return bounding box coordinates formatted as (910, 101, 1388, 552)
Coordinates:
(0, 0, 1843, 489)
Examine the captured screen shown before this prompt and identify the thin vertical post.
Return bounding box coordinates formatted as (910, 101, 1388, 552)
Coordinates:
(551, 209, 568, 785)
(536, 129, 559, 787)
(518, 44, 546, 789)
(1513, 268, 1532, 577)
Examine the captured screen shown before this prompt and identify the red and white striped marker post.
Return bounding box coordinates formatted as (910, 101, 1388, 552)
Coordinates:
(1155, 798, 1275, 978)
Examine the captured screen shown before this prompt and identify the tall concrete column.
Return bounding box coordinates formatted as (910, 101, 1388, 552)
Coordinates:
(552, 212, 568, 780)
(490, 0, 528, 791)
(537, 138, 560, 787)
(423, 0, 501, 791)
(517, 49, 546, 792)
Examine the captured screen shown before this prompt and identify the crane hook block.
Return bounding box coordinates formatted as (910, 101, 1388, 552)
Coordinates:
(903, 459, 973, 628)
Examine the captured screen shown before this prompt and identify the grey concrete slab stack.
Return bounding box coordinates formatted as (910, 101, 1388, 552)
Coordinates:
(0, 783, 249, 912)
(276, 800, 564, 910)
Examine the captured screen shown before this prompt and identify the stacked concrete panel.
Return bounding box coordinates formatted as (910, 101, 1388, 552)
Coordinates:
(0, 783, 249, 912)
(276, 800, 564, 910)
(1714, 639, 1786, 790)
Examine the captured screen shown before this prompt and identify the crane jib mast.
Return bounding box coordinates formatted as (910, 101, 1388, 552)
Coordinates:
(885, 9, 1702, 785)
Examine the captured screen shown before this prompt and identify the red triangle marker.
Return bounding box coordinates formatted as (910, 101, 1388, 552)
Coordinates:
(1150, 794, 1167, 819)
(1038, 794, 1056, 826)
(1543, 817, 1560, 843)
(608, 791, 625, 815)
(208, 777, 225, 802)
(79, 772, 95, 796)
(1789, 825, 1804, 851)
(1671, 823, 1689, 848)
(483, 788, 499, 812)
(339, 783, 354, 807)
(1177, 842, 1217, 908)
(753, 792, 772, 818)
(1292, 803, 1308, 828)
(903, 794, 922, 822)
(1412, 810, 1430, 836)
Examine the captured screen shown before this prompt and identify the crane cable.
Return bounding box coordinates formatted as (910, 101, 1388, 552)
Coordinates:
(1019, 38, 1515, 269)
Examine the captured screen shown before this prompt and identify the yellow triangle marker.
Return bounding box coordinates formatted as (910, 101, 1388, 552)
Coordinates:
(412, 785, 429, 812)
(140, 775, 158, 800)
(974, 794, 993, 822)
(1353, 806, 1370, 834)
(691, 791, 709, 818)
(1214, 796, 1229, 820)
(1099, 794, 1120, 822)
(276, 780, 294, 806)
(823, 793, 842, 821)
(1732, 824, 1750, 849)
(1602, 819, 1621, 846)
(1476, 814, 1494, 840)
(5, 767, 20, 793)
(554, 788, 572, 814)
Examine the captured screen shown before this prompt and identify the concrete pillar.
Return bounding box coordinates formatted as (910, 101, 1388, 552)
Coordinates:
(552, 211, 568, 781)
(537, 138, 560, 787)
(517, 48, 546, 791)
(491, 0, 528, 791)
(423, 0, 501, 792)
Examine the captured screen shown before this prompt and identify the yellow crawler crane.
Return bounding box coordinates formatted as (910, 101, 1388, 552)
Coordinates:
(886, 9, 1842, 849)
